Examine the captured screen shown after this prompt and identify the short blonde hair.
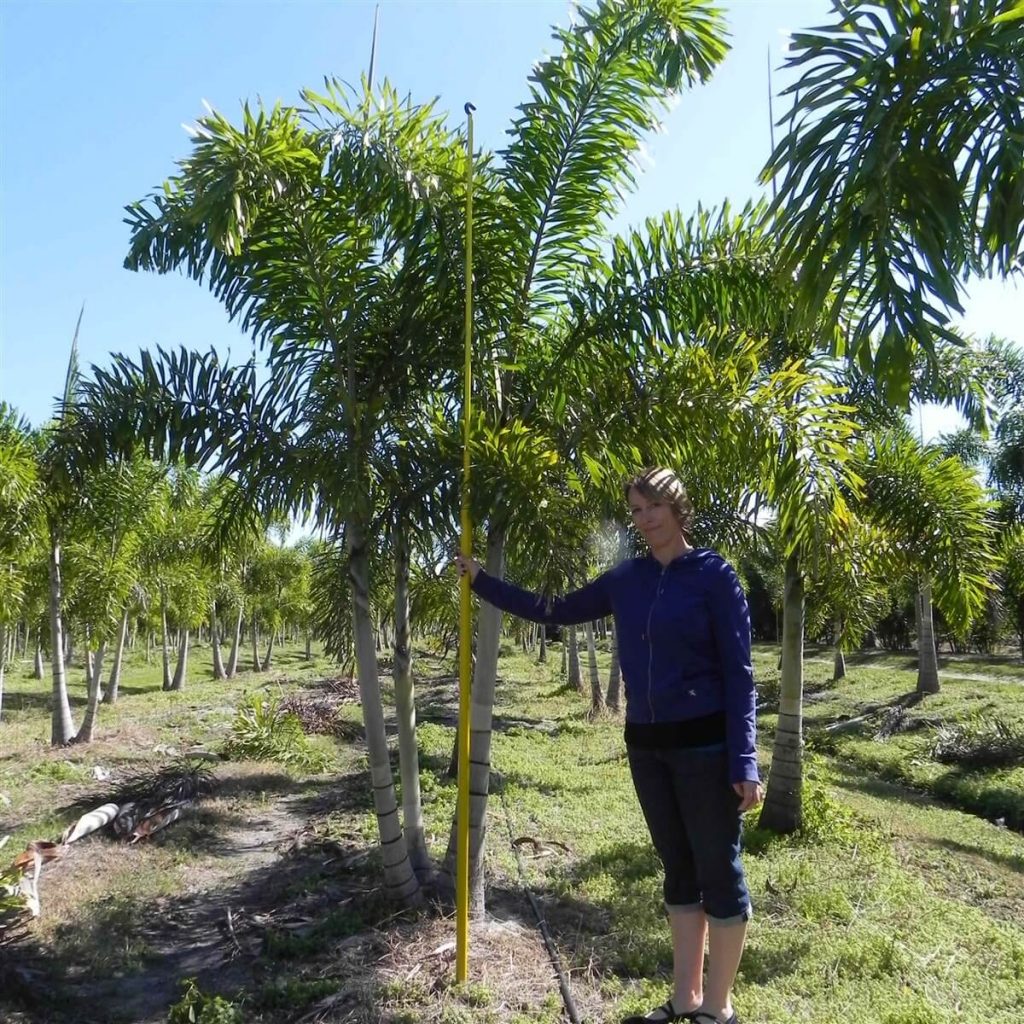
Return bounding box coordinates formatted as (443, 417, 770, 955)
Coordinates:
(624, 467, 695, 535)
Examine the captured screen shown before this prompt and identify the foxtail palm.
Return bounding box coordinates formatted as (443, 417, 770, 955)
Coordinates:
(765, 0, 1024, 395)
(856, 425, 996, 692)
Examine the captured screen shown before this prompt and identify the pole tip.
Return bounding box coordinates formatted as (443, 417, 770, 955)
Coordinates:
(464, 102, 476, 114)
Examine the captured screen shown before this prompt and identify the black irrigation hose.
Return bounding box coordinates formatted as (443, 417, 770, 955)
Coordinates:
(497, 774, 584, 1024)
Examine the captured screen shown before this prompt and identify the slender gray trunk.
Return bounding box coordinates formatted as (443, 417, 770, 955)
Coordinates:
(349, 516, 421, 904)
(84, 627, 93, 684)
(560, 635, 567, 675)
(0, 624, 6, 722)
(759, 554, 804, 834)
(586, 621, 604, 714)
(305, 633, 312, 660)
(538, 627, 547, 664)
(33, 638, 44, 680)
(916, 577, 940, 694)
(161, 594, 172, 691)
(226, 607, 242, 677)
(567, 624, 582, 692)
(606, 624, 621, 710)
(393, 524, 429, 877)
(251, 621, 262, 673)
(832, 616, 846, 681)
(171, 629, 189, 691)
(263, 630, 275, 671)
(48, 531, 75, 745)
(211, 603, 225, 680)
(103, 608, 129, 705)
(74, 638, 107, 742)
(442, 525, 505, 913)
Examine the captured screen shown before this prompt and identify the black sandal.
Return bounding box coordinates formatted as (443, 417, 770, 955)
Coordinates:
(692, 1013, 738, 1024)
(621, 1001, 696, 1024)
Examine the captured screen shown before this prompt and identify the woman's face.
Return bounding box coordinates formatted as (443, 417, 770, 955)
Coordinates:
(627, 486, 680, 549)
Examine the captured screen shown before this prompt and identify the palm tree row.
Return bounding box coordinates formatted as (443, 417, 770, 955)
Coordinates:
(3, 0, 1017, 909)
(0, 429, 317, 738)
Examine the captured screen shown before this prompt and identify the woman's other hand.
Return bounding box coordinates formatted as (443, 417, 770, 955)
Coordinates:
(453, 553, 482, 581)
(733, 780, 763, 813)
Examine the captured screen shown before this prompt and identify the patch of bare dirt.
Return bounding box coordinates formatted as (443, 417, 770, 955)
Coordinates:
(2, 760, 577, 1024)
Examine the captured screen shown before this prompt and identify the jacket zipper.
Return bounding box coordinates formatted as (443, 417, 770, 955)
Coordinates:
(646, 564, 667, 722)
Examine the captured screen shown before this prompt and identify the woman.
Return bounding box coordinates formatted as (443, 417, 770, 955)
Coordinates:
(456, 467, 759, 1024)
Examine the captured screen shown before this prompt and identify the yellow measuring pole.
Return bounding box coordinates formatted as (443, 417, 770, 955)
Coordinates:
(456, 100, 476, 985)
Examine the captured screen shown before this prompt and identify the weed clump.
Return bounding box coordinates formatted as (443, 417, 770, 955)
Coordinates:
(223, 694, 331, 773)
(744, 767, 870, 856)
(931, 716, 1024, 768)
(167, 979, 241, 1024)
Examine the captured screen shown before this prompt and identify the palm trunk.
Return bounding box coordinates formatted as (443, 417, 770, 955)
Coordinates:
(48, 529, 75, 745)
(442, 525, 505, 913)
(33, 637, 44, 680)
(560, 635, 567, 676)
(263, 630, 275, 671)
(832, 615, 846, 681)
(567, 624, 582, 692)
(160, 595, 172, 691)
(586, 620, 604, 714)
(759, 553, 804, 834)
(538, 627, 547, 664)
(75, 638, 107, 743)
(393, 523, 429, 878)
(211, 603, 225, 680)
(606, 624, 621, 710)
(348, 516, 421, 904)
(171, 629, 189, 691)
(0, 624, 6, 722)
(251, 621, 262, 673)
(226, 607, 242, 677)
(916, 576, 940, 694)
(103, 608, 129, 704)
(84, 627, 93, 685)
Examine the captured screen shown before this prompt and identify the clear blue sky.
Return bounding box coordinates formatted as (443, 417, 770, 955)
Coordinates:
(1, 0, 1019, 433)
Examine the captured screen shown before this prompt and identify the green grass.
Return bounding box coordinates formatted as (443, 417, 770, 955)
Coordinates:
(474, 647, 1024, 1024)
(752, 644, 1024, 829)
(2, 637, 1022, 1023)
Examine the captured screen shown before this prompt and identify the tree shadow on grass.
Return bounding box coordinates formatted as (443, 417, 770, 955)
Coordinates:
(529, 841, 666, 977)
(928, 836, 1024, 874)
(1, 687, 86, 715)
(415, 700, 561, 737)
(829, 759, 1024, 834)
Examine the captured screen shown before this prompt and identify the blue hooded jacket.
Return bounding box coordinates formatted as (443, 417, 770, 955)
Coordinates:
(472, 548, 758, 783)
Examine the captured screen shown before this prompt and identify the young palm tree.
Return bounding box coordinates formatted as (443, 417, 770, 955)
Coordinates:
(0, 404, 40, 721)
(856, 425, 996, 693)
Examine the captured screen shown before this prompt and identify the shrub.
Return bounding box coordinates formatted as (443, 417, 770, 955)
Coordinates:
(222, 694, 331, 773)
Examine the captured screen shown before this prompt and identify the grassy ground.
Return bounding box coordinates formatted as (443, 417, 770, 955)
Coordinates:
(1, 638, 1022, 1023)
(749, 644, 1024, 831)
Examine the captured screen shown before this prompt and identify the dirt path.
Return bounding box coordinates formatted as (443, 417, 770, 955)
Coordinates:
(4, 764, 369, 1023)
(5, 755, 568, 1024)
